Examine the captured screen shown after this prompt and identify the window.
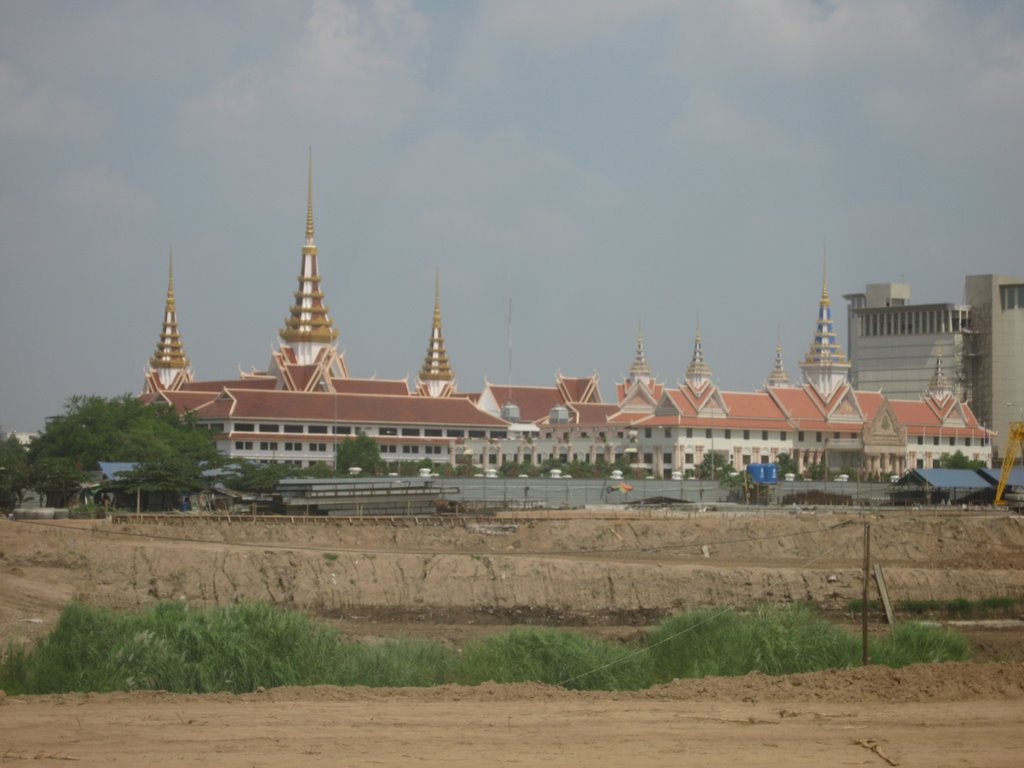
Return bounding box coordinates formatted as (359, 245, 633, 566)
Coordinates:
(235, 423, 254, 432)
(284, 425, 304, 434)
(643, 453, 653, 464)
(206, 423, 225, 433)
(664, 428, 672, 438)
(310, 443, 327, 452)
(447, 429, 464, 438)
(684, 453, 694, 464)
(742, 455, 751, 466)
(259, 441, 278, 451)
(761, 455, 769, 464)
(780, 432, 787, 441)
(762, 431, 768, 441)
(308, 425, 328, 434)
(380, 427, 398, 436)
(686, 428, 693, 438)
(469, 430, 486, 438)
(949, 437, 955, 446)
(816, 432, 822, 443)
(644, 428, 652, 438)
(724, 430, 731, 439)
(424, 428, 443, 437)
(933, 436, 939, 446)
(706, 428, 712, 439)
(258, 424, 280, 433)
(490, 431, 507, 439)
(234, 441, 253, 451)
(798, 431, 805, 442)
(333, 426, 351, 435)
(283, 442, 300, 451)
(965, 438, 972, 447)
(743, 430, 750, 440)
(402, 428, 421, 436)
(663, 452, 672, 464)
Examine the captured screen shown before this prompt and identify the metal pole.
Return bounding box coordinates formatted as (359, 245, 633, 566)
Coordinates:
(862, 520, 871, 666)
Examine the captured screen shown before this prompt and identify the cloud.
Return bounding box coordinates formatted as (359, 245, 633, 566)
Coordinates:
(185, 0, 430, 131)
(0, 59, 98, 139)
(56, 166, 154, 218)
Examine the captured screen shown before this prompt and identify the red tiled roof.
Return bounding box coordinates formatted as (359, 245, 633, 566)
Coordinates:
(569, 403, 618, 426)
(158, 391, 222, 415)
(330, 378, 411, 395)
(484, 384, 567, 423)
(212, 389, 508, 427)
(179, 378, 277, 392)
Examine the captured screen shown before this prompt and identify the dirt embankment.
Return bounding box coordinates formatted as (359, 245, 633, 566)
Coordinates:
(2, 512, 1023, 646)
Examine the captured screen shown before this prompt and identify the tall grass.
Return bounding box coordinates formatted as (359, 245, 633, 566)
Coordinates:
(0, 601, 973, 695)
(451, 627, 650, 690)
(645, 604, 863, 679)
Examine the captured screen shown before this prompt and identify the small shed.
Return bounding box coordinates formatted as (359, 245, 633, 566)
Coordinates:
(891, 468, 993, 506)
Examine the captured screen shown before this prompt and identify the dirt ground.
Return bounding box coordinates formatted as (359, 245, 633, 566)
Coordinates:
(2, 509, 1024, 765)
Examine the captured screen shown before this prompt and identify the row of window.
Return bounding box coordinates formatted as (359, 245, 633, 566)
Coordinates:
(234, 441, 330, 452)
(379, 445, 447, 455)
(855, 307, 968, 337)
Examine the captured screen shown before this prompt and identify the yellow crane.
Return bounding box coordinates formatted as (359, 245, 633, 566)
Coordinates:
(994, 421, 1024, 506)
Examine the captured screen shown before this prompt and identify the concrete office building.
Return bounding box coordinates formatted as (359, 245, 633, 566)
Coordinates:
(965, 275, 1024, 459)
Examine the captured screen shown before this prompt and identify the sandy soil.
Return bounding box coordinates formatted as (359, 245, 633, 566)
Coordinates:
(2, 509, 1023, 765)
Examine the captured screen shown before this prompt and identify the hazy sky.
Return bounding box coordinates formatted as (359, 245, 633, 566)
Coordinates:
(2, 1, 1023, 433)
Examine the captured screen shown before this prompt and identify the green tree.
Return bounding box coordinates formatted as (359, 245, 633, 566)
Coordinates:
(775, 452, 799, 479)
(29, 395, 218, 469)
(0, 435, 30, 510)
(696, 452, 731, 480)
(223, 461, 296, 494)
(335, 434, 382, 475)
(29, 457, 85, 507)
(940, 450, 986, 470)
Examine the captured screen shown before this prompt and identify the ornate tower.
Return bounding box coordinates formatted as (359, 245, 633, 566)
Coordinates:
(800, 259, 850, 398)
(416, 272, 456, 397)
(627, 322, 655, 389)
(685, 325, 713, 392)
(766, 339, 790, 387)
(145, 250, 193, 392)
(928, 353, 954, 403)
(279, 148, 339, 366)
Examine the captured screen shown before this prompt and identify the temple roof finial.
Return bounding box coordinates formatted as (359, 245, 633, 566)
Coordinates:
(685, 324, 713, 389)
(767, 329, 790, 387)
(147, 248, 192, 390)
(417, 270, 455, 396)
(280, 151, 338, 359)
(305, 146, 314, 243)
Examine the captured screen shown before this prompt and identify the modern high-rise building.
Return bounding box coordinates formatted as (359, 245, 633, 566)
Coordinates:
(964, 275, 1024, 459)
(844, 283, 970, 402)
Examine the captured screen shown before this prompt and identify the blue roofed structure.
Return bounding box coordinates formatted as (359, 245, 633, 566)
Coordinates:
(898, 468, 992, 489)
(977, 467, 1024, 489)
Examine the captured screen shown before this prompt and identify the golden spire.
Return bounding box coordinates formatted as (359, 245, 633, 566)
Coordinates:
(685, 323, 713, 388)
(305, 145, 314, 243)
(418, 270, 455, 396)
(280, 149, 339, 355)
(628, 318, 652, 381)
(149, 248, 190, 375)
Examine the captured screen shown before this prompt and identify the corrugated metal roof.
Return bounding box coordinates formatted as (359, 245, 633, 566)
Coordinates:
(977, 467, 1024, 487)
(905, 468, 992, 489)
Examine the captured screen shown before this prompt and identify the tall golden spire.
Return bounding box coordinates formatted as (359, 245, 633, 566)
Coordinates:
(418, 270, 455, 397)
(685, 322, 713, 390)
(279, 148, 339, 361)
(147, 249, 192, 390)
(800, 254, 850, 398)
(628, 318, 652, 383)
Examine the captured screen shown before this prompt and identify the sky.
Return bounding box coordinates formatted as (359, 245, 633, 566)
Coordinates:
(2, 1, 1023, 433)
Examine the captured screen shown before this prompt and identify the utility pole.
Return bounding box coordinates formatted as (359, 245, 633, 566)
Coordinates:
(862, 521, 871, 666)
